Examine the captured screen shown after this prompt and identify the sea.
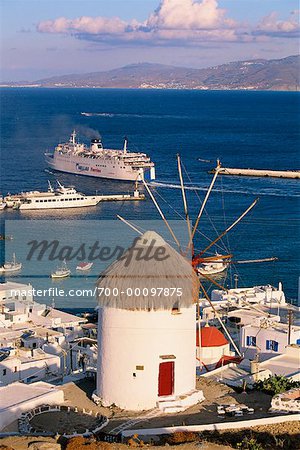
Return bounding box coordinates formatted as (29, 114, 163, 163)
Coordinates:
(0, 88, 299, 310)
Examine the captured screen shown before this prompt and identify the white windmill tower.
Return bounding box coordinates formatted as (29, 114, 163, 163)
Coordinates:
(96, 230, 204, 412)
(95, 155, 264, 412)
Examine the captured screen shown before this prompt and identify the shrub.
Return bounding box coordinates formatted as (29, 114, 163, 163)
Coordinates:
(237, 437, 264, 450)
(166, 431, 199, 444)
(254, 375, 300, 396)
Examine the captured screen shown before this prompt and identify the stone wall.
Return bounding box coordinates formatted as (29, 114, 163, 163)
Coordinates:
(271, 388, 300, 413)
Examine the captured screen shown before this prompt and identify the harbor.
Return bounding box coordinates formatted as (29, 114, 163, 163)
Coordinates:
(1, 148, 299, 447)
(0, 87, 299, 449)
(1, 0, 300, 444)
(1, 181, 145, 210)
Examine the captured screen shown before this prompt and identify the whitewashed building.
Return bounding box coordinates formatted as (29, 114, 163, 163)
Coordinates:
(96, 231, 204, 412)
(241, 316, 300, 360)
(0, 281, 33, 304)
(0, 381, 64, 430)
(0, 281, 88, 384)
(0, 347, 61, 386)
(210, 283, 286, 306)
(196, 325, 235, 371)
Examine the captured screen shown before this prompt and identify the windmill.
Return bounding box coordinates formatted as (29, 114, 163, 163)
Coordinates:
(117, 156, 277, 364)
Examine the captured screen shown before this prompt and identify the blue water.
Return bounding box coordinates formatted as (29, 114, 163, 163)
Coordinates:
(0, 88, 299, 307)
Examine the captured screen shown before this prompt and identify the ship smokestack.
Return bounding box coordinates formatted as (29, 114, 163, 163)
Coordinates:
(91, 138, 103, 152)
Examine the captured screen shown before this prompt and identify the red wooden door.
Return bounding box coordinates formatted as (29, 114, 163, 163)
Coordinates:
(158, 361, 174, 396)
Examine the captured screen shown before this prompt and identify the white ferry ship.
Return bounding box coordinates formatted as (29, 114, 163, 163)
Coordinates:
(10, 181, 101, 210)
(45, 131, 156, 181)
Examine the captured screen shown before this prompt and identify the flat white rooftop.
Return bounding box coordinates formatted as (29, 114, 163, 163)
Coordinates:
(0, 381, 61, 411)
(0, 281, 32, 293)
(260, 354, 300, 377)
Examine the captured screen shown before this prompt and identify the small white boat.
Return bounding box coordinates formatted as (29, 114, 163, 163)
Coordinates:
(0, 197, 6, 210)
(51, 261, 71, 279)
(76, 262, 93, 271)
(197, 254, 229, 276)
(0, 235, 13, 241)
(0, 253, 22, 274)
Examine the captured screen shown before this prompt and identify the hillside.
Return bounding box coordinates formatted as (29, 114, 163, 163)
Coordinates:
(3, 55, 299, 90)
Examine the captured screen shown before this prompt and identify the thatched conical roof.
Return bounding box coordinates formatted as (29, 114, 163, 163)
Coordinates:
(97, 230, 199, 311)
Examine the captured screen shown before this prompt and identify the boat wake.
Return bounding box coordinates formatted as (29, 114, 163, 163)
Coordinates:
(150, 181, 300, 198)
(81, 112, 189, 119)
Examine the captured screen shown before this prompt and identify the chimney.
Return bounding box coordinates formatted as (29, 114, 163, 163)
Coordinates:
(250, 356, 260, 382)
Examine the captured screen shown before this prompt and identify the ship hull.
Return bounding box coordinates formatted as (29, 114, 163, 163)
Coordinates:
(45, 154, 155, 182)
(19, 201, 98, 210)
(19, 196, 99, 210)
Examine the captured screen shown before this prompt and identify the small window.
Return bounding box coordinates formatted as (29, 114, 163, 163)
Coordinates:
(14, 366, 17, 372)
(3, 369, 6, 376)
(246, 336, 256, 347)
(172, 301, 181, 315)
(266, 340, 279, 351)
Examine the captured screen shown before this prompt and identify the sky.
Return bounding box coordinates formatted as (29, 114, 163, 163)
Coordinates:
(1, 0, 299, 81)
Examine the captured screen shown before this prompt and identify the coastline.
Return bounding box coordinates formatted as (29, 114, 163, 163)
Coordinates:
(1, 85, 299, 91)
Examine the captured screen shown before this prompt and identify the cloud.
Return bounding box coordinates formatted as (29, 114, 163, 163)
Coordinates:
(37, 0, 243, 44)
(146, 0, 235, 30)
(256, 11, 300, 38)
(38, 16, 127, 35)
(37, 0, 299, 46)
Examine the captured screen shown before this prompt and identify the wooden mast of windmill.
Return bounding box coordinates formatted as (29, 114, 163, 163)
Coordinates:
(177, 154, 203, 368)
(176, 154, 242, 357)
(142, 179, 182, 251)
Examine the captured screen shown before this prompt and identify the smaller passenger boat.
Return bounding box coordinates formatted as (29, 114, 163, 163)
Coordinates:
(51, 261, 71, 279)
(197, 253, 229, 276)
(76, 262, 93, 271)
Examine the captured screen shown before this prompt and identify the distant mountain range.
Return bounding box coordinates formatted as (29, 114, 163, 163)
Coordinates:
(2, 55, 299, 91)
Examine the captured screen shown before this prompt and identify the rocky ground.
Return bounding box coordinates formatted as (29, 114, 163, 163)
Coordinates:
(1, 378, 298, 449)
(1, 422, 299, 450)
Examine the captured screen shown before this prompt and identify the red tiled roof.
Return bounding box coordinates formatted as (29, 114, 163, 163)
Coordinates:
(196, 326, 228, 347)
